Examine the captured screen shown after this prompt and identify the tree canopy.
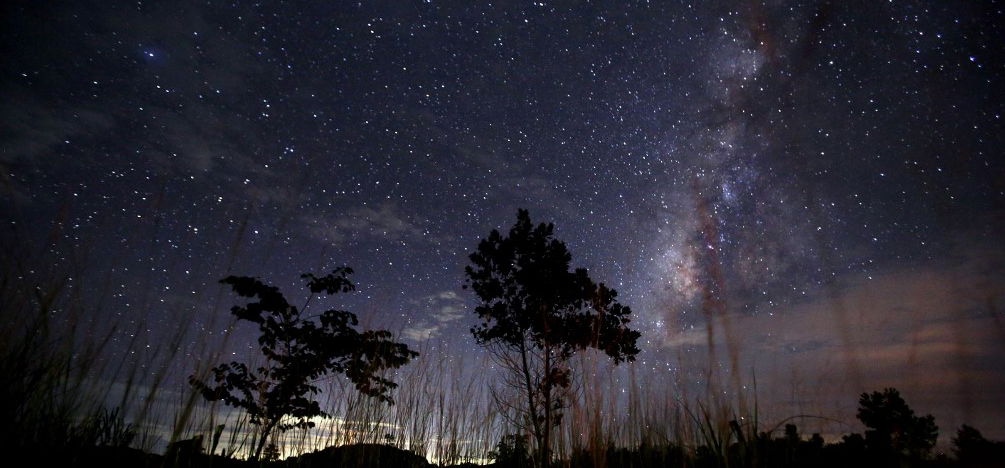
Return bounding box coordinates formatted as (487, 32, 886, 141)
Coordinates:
(857, 387, 938, 463)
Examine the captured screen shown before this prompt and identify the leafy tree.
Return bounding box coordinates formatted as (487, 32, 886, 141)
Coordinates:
(857, 388, 938, 464)
(464, 209, 641, 467)
(190, 268, 418, 460)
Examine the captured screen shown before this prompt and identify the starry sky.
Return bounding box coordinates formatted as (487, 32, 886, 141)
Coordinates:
(2, 1, 1004, 441)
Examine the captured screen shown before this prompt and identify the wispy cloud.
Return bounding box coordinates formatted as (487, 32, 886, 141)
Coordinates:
(402, 290, 466, 341)
(302, 202, 428, 245)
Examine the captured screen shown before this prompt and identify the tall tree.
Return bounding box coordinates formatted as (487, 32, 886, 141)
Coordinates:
(464, 209, 641, 467)
(190, 268, 418, 460)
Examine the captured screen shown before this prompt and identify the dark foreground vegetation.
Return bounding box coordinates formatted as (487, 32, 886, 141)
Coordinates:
(16, 386, 1005, 468)
(4, 210, 1003, 468)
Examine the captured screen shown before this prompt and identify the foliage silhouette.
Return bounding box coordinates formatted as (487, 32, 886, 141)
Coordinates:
(464, 209, 641, 467)
(189, 268, 418, 460)
(857, 388, 938, 465)
(953, 425, 1005, 468)
(489, 434, 532, 468)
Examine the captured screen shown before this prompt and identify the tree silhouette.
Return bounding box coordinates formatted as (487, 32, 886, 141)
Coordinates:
(464, 209, 641, 467)
(490, 434, 532, 468)
(189, 268, 418, 460)
(953, 425, 1005, 467)
(856, 388, 938, 464)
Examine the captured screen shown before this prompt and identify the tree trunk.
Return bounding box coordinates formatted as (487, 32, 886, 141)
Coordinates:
(519, 338, 544, 468)
(542, 344, 552, 468)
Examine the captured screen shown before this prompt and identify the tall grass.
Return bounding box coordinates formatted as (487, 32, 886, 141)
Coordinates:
(1, 207, 838, 468)
(0, 263, 818, 467)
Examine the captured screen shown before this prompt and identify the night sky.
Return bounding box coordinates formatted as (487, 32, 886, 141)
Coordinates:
(2, 1, 1004, 441)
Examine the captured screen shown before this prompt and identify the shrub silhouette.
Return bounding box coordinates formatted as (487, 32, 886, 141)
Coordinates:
(262, 442, 280, 462)
(464, 209, 641, 467)
(189, 268, 418, 460)
(953, 424, 1005, 467)
(489, 434, 532, 468)
(856, 388, 938, 465)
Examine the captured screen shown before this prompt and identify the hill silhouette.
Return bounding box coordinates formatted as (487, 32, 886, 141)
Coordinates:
(287, 443, 430, 468)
